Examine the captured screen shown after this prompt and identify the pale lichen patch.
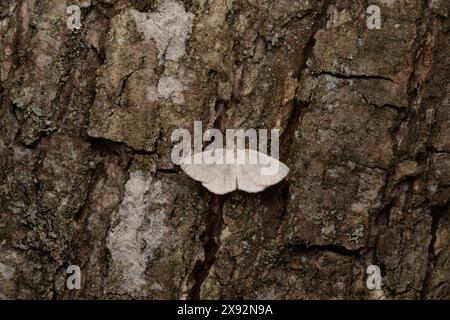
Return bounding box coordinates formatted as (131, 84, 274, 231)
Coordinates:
(131, 0, 193, 105)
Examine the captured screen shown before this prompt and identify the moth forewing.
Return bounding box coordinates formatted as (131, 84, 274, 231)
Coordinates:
(203, 148, 224, 165)
(179, 148, 289, 195)
(237, 165, 266, 193)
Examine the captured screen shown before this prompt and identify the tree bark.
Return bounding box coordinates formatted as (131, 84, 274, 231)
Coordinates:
(0, 0, 449, 299)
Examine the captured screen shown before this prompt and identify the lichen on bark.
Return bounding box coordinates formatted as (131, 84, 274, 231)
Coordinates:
(0, 0, 449, 299)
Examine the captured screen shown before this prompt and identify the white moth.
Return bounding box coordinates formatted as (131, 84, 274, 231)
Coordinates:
(180, 148, 289, 195)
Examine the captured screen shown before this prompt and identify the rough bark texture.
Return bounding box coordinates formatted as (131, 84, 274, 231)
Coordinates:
(0, 0, 449, 300)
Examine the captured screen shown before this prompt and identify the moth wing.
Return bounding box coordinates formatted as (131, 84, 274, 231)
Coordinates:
(180, 149, 238, 195)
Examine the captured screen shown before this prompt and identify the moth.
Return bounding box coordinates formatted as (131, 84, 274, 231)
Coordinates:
(180, 148, 289, 195)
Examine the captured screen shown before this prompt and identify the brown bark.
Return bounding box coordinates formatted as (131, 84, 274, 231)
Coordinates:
(0, 0, 449, 299)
